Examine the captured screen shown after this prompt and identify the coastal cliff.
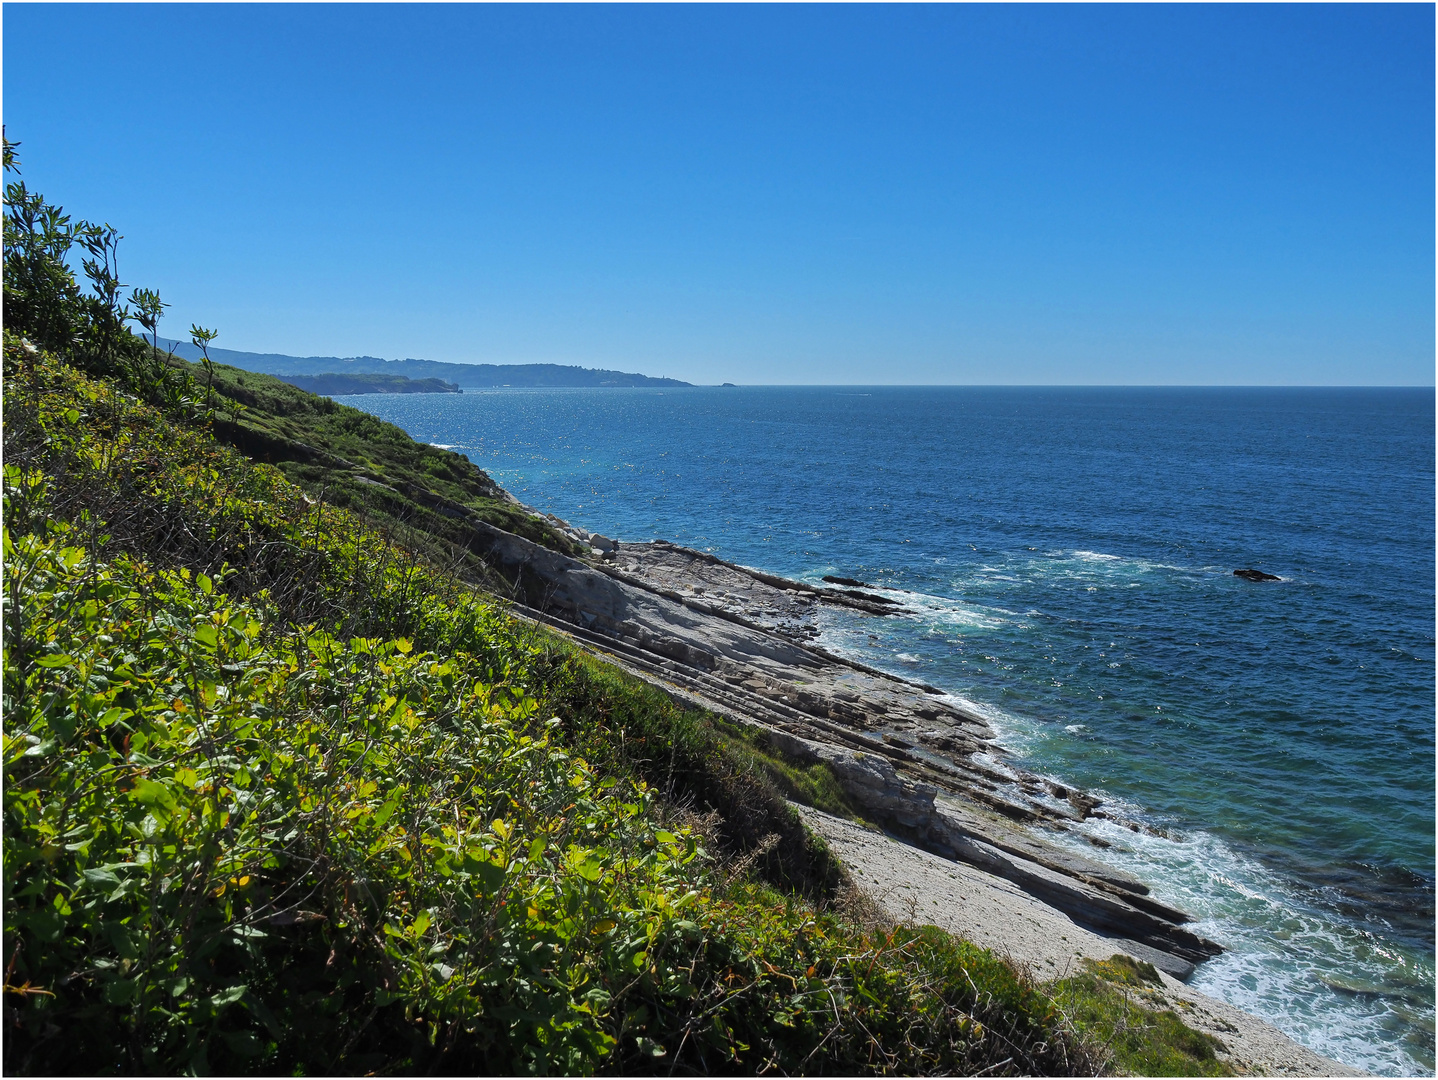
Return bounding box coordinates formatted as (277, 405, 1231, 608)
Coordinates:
(276, 372, 462, 396)
(3, 334, 1358, 1076)
(451, 523, 1359, 1077)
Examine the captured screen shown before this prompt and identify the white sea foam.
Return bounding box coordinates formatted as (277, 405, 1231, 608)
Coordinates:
(1024, 549, 1202, 583)
(918, 690, 1051, 758)
(888, 591, 1011, 632)
(1043, 807, 1434, 1076)
(884, 671, 1433, 1075)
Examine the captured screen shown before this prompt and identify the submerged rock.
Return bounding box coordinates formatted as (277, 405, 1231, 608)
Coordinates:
(1234, 568, 1281, 582)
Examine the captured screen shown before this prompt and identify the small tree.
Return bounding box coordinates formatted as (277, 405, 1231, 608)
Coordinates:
(3, 135, 88, 358)
(3, 132, 212, 415)
(191, 323, 219, 414)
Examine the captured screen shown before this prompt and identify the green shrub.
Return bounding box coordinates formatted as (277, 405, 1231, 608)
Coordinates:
(3, 525, 709, 1072)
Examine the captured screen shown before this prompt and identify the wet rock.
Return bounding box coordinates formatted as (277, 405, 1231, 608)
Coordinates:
(839, 589, 896, 605)
(1234, 568, 1280, 582)
(822, 575, 871, 588)
(1068, 791, 1101, 818)
(926, 812, 1220, 966)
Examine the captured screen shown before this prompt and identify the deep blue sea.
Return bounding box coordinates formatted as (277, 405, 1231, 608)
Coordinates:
(343, 386, 1435, 1075)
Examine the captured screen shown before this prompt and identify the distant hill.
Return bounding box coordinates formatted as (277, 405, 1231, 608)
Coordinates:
(157, 340, 690, 388)
(277, 373, 461, 396)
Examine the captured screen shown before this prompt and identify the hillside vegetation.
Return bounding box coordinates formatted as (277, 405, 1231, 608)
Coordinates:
(184, 357, 584, 571)
(276, 372, 461, 396)
(3, 137, 1235, 1076)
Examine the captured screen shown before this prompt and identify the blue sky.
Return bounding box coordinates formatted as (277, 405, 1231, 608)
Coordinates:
(4, 4, 1432, 385)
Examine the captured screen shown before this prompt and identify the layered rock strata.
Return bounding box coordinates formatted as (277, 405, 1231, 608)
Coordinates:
(465, 519, 1221, 976)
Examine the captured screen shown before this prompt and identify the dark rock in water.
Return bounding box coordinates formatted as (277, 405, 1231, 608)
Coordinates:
(842, 589, 895, 605)
(1068, 791, 1101, 818)
(823, 574, 871, 588)
(1234, 568, 1281, 582)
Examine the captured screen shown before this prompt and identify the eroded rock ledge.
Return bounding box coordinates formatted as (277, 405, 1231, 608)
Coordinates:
(468, 520, 1221, 978)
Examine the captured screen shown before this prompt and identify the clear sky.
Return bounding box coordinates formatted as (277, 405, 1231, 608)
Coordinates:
(3, 3, 1433, 385)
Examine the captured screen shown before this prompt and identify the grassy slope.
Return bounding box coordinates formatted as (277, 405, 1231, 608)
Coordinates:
(2, 336, 1239, 1076)
(190, 356, 583, 567)
(1053, 957, 1233, 1077)
(276, 373, 461, 395)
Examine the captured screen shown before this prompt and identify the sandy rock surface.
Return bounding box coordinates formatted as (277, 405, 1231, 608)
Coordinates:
(797, 805, 1366, 1078)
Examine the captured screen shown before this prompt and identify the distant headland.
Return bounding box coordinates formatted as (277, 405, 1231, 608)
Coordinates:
(277, 372, 462, 396)
(155, 339, 691, 388)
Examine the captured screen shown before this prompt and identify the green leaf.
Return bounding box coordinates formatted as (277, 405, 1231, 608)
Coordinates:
(372, 797, 400, 829)
(25, 906, 64, 943)
(97, 706, 129, 728)
(129, 778, 175, 812)
(222, 1030, 265, 1058)
(33, 653, 73, 668)
(472, 858, 505, 894)
(83, 866, 122, 890)
(103, 978, 138, 1004)
(104, 920, 141, 960)
(208, 984, 247, 1009)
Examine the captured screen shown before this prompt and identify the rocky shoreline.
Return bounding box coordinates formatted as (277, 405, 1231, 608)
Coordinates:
(462, 510, 1360, 1075)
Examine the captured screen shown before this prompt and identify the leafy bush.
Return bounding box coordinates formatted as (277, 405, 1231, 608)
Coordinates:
(4, 526, 709, 1072)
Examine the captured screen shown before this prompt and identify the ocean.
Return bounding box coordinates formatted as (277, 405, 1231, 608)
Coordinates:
(341, 385, 1435, 1075)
